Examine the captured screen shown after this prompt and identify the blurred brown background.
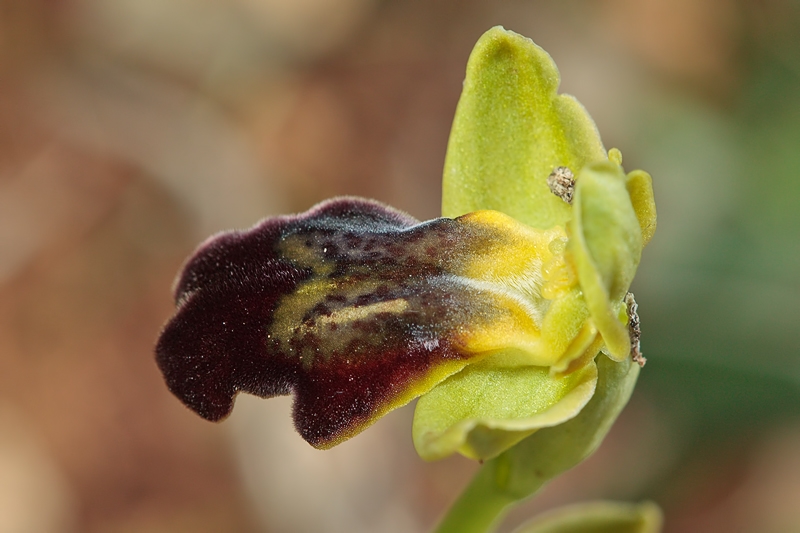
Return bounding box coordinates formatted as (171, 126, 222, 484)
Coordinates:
(2, 1, 799, 532)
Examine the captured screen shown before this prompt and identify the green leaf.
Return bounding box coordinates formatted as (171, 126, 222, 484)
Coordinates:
(413, 359, 598, 461)
(442, 26, 606, 229)
(512, 501, 662, 533)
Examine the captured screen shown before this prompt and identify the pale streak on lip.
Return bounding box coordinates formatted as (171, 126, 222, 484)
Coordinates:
(306, 298, 409, 329)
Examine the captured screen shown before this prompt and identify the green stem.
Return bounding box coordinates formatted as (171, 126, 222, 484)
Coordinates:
(434, 462, 540, 533)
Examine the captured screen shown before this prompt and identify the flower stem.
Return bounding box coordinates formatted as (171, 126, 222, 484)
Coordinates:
(433, 462, 539, 533)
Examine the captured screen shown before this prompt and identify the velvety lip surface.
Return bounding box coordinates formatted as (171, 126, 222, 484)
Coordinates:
(156, 197, 550, 448)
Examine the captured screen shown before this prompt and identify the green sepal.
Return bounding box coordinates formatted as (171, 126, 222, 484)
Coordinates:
(429, 25, 619, 464)
(442, 26, 606, 229)
(413, 359, 598, 461)
(568, 161, 643, 360)
(433, 355, 639, 533)
(512, 501, 663, 533)
(490, 354, 638, 498)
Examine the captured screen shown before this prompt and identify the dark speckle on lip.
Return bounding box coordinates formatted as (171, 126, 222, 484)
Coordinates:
(155, 196, 527, 448)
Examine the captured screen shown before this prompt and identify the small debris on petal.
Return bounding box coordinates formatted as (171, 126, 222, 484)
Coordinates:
(625, 292, 646, 367)
(547, 166, 575, 204)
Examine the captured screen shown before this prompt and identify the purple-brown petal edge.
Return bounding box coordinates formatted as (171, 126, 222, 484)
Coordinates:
(156, 197, 495, 447)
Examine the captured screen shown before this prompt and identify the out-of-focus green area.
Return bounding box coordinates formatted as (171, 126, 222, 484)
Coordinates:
(0, 1, 798, 532)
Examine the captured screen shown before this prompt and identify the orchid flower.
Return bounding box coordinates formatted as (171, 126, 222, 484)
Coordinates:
(155, 26, 657, 532)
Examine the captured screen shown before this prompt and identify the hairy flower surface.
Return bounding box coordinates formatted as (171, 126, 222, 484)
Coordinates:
(158, 199, 586, 447)
(155, 27, 656, 461)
